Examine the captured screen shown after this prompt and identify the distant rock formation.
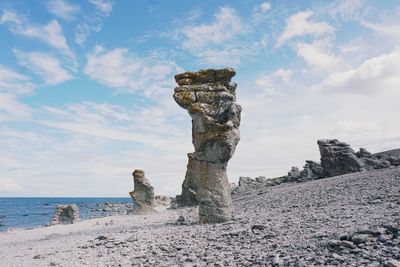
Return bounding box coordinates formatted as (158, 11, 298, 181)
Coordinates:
(173, 68, 241, 223)
(129, 169, 155, 213)
(374, 148, 400, 167)
(232, 139, 399, 193)
(50, 204, 79, 225)
(285, 161, 324, 183)
(318, 139, 365, 177)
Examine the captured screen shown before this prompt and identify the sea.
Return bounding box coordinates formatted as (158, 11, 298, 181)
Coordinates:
(0, 197, 132, 232)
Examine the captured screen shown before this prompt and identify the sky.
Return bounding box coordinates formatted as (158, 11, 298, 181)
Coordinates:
(0, 0, 399, 197)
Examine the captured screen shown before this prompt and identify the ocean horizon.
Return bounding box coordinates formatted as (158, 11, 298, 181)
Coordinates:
(0, 197, 132, 231)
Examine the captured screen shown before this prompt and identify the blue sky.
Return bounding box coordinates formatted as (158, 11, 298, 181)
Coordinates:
(0, 0, 399, 196)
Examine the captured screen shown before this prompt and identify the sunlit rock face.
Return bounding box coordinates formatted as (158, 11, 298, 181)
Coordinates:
(129, 169, 155, 213)
(173, 68, 241, 223)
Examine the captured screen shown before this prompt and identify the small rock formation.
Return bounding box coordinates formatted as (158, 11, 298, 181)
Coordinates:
(356, 147, 392, 170)
(286, 167, 301, 182)
(285, 161, 324, 183)
(298, 160, 324, 181)
(129, 169, 155, 213)
(50, 204, 79, 225)
(173, 68, 241, 223)
(318, 139, 366, 177)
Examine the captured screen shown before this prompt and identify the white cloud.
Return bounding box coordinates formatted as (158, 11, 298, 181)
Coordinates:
(0, 9, 23, 24)
(0, 10, 75, 64)
(45, 0, 80, 21)
(36, 100, 190, 157)
(317, 49, 400, 93)
(182, 7, 245, 50)
(75, 0, 114, 45)
(296, 40, 340, 69)
(173, 7, 265, 66)
(89, 0, 113, 16)
(0, 65, 35, 94)
(0, 92, 32, 121)
(85, 46, 181, 96)
(253, 2, 271, 24)
(0, 178, 21, 193)
(14, 50, 74, 85)
(277, 10, 334, 47)
(322, 0, 365, 21)
(361, 20, 400, 41)
(255, 68, 293, 94)
(260, 2, 272, 12)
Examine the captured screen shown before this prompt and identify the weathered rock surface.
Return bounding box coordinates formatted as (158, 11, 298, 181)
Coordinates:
(174, 68, 241, 223)
(50, 204, 79, 225)
(129, 169, 155, 213)
(318, 139, 366, 177)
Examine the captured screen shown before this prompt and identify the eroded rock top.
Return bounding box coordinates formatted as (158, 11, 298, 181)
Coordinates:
(174, 68, 236, 85)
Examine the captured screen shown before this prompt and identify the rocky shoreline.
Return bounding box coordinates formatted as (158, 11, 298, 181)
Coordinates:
(1, 167, 399, 266)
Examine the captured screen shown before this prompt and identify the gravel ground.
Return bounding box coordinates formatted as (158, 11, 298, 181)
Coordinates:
(1, 167, 399, 267)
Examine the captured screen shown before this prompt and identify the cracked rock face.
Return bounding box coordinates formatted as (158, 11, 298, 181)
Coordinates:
(173, 68, 241, 223)
(129, 169, 155, 213)
(50, 204, 79, 225)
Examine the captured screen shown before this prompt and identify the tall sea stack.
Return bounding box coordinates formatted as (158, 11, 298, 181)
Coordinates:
(173, 68, 241, 223)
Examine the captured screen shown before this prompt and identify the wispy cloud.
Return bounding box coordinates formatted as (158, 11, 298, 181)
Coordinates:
(181, 7, 246, 50)
(171, 6, 267, 66)
(14, 50, 74, 85)
(44, 0, 80, 21)
(0, 9, 23, 24)
(277, 10, 334, 47)
(75, 0, 114, 45)
(0, 10, 76, 64)
(89, 0, 114, 17)
(255, 68, 293, 95)
(252, 2, 272, 24)
(0, 92, 32, 121)
(0, 65, 35, 94)
(296, 39, 341, 70)
(85, 46, 182, 96)
(361, 20, 400, 41)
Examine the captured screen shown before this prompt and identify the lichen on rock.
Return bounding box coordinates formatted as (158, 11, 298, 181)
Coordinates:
(173, 68, 241, 223)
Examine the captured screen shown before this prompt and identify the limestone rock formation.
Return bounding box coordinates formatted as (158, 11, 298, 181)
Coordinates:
(285, 161, 324, 183)
(173, 68, 241, 223)
(356, 148, 392, 170)
(286, 167, 301, 182)
(318, 139, 366, 177)
(300, 160, 324, 181)
(374, 148, 400, 167)
(50, 204, 79, 225)
(129, 169, 155, 213)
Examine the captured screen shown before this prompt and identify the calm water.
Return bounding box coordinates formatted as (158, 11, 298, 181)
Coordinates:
(0, 197, 131, 231)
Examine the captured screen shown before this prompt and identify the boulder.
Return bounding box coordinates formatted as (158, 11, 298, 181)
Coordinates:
(173, 68, 240, 223)
(50, 204, 79, 225)
(129, 169, 155, 213)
